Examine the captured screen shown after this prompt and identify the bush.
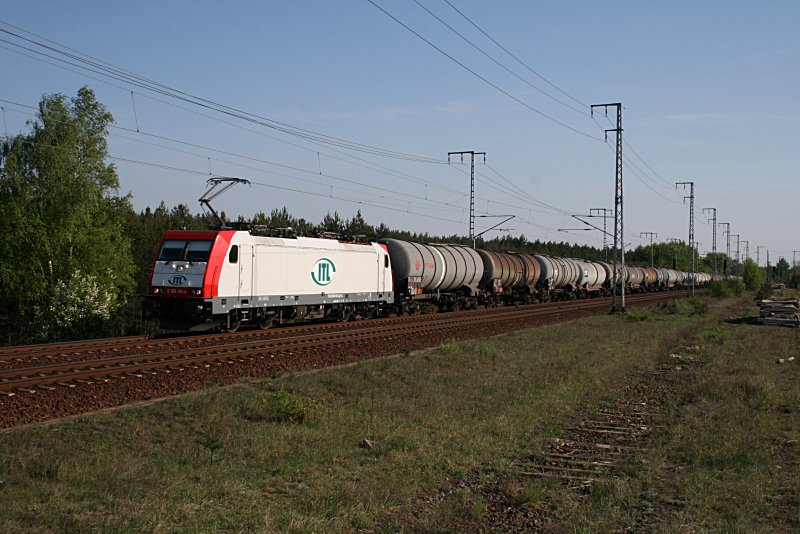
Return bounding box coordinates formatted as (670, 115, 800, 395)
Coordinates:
(624, 311, 649, 322)
(239, 388, 321, 424)
(657, 298, 707, 316)
(438, 338, 459, 353)
(710, 281, 733, 298)
(657, 300, 684, 315)
(742, 259, 764, 290)
(755, 284, 773, 301)
(710, 278, 744, 298)
(688, 298, 708, 316)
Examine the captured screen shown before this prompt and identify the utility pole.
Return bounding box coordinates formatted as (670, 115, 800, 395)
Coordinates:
(676, 181, 695, 295)
(741, 240, 749, 262)
(702, 208, 717, 274)
(756, 245, 765, 267)
(589, 208, 612, 261)
(793, 251, 800, 268)
(640, 232, 658, 267)
(591, 102, 624, 312)
(448, 150, 485, 248)
(668, 238, 681, 270)
(731, 234, 740, 268)
(719, 222, 731, 274)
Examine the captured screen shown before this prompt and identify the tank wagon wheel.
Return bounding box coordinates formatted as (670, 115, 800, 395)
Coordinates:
(226, 310, 241, 333)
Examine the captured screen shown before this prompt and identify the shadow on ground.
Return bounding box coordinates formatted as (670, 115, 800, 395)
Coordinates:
(724, 316, 761, 326)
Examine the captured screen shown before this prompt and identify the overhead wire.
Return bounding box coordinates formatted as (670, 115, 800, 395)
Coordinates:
(109, 156, 470, 224)
(0, 37, 472, 199)
(412, 0, 588, 116)
(440, 0, 587, 109)
(8, 96, 589, 227)
(0, 101, 474, 220)
(109, 129, 469, 214)
(0, 21, 446, 163)
(365, 1, 603, 141)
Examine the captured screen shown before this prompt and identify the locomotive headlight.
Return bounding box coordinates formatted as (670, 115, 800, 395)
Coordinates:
(192, 289, 202, 295)
(153, 288, 161, 294)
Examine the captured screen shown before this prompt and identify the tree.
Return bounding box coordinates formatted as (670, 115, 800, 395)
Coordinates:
(741, 258, 764, 290)
(789, 267, 800, 289)
(0, 87, 134, 342)
(775, 257, 791, 283)
(320, 211, 344, 233)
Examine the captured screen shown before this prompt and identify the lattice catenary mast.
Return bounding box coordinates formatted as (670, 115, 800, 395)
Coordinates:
(591, 103, 624, 312)
(448, 150, 485, 249)
(702, 208, 717, 274)
(640, 232, 658, 267)
(676, 181, 695, 295)
(718, 222, 731, 274)
(589, 208, 612, 262)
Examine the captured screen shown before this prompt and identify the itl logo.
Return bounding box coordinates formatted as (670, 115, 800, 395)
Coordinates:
(311, 258, 336, 286)
(168, 274, 187, 286)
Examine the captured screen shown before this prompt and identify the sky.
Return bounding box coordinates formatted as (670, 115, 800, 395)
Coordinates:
(2, 1, 798, 265)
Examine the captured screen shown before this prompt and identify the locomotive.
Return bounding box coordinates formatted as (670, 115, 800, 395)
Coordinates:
(144, 229, 720, 332)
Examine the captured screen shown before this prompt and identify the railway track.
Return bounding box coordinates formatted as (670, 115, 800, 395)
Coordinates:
(0, 290, 694, 428)
(1, 291, 688, 395)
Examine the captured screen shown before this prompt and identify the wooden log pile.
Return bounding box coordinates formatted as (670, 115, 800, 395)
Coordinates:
(758, 297, 800, 327)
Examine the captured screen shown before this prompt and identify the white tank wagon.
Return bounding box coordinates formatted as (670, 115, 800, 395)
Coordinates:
(533, 255, 560, 290)
(655, 268, 671, 288)
(378, 239, 483, 310)
(476, 250, 524, 299)
(556, 257, 582, 291)
(575, 260, 607, 296)
(146, 230, 393, 331)
(625, 265, 645, 291)
(594, 261, 614, 289)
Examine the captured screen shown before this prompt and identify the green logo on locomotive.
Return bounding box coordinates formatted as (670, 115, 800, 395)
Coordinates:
(311, 258, 336, 286)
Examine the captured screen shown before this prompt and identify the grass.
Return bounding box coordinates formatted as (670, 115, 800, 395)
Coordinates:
(505, 293, 800, 532)
(0, 294, 796, 532)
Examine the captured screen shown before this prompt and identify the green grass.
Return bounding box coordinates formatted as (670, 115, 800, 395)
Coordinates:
(507, 294, 800, 533)
(0, 294, 795, 532)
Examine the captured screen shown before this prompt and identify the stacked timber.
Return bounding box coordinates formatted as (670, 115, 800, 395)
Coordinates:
(758, 297, 800, 327)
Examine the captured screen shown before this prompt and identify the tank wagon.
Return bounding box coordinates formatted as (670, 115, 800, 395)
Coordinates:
(378, 239, 483, 311)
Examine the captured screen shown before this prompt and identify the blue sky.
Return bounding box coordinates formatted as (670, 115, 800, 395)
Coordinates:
(2, 1, 798, 264)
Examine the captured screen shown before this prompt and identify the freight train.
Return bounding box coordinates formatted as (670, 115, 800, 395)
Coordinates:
(144, 229, 720, 331)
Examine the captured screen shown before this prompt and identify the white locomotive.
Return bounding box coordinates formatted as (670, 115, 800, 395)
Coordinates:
(146, 230, 393, 331)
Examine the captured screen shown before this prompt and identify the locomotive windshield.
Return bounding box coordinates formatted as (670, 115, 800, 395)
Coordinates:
(158, 239, 212, 262)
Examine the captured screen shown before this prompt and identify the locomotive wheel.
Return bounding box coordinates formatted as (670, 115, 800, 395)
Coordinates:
(258, 315, 274, 330)
(226, 311, 241, 333)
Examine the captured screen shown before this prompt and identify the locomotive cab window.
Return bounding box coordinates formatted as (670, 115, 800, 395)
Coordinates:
(228, 245, 239, 264)
(158, 240, 187, 261)
(384, 255, 389, 268)
(186, 240, 212, 262)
